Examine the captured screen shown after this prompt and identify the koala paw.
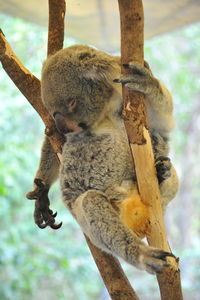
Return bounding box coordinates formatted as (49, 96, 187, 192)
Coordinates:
(26, 178, 62, 230)
(113, 61, 156, 94)
(155, 156, 172, 184)
(138, 244, 174, 274)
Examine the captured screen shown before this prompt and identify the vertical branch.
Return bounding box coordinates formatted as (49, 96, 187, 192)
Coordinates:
(118, 0, 147, 145)
(118, 0, 183, 299)
(48, 0, 66, 56)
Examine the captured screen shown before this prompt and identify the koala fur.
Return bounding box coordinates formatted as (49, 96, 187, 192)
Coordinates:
(28, 45, 178, 274)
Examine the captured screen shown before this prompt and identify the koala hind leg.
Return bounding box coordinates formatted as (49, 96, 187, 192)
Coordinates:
(70, 190, 173, 274)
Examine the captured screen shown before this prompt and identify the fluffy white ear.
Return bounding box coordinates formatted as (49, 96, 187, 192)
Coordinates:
(83, 67, 108, 81)
(81, 63, 120, 84)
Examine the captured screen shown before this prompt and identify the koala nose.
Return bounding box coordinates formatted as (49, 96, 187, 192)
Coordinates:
(53, 112, 81, 134)
(53, 112, 69, 134)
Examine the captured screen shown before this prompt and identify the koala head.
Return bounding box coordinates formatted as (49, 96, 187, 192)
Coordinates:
(41, 45, 121, 134)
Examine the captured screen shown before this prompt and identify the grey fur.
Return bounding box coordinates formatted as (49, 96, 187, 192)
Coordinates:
(31, 45, 179, 274)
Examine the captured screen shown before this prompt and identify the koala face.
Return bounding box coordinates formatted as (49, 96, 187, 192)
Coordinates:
(41, 45, 120, 133)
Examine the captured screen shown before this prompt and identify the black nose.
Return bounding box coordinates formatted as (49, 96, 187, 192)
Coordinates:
(78, 123, 88, 130)
(53, 112, 61, 119)
(53, 112, 69, 134)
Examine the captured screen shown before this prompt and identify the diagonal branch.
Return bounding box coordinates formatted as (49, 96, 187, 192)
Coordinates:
(0, 29, 63, 154)
(118, 0, 183, 299)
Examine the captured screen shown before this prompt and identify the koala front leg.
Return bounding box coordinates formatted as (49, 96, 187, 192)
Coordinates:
(34, 136, 60, 186)
(26, 136, 62, 229)
(115, 62, 173, 113)
(114, 62, 175, 133)
(70, 190, 174, 274)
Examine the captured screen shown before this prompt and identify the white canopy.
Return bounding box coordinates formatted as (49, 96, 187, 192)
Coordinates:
(1, 0, 199, 52)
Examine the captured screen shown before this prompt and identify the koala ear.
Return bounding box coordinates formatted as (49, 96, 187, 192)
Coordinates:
(68, 45, 120, 82)
(83, 67, 109, 81)
(81, 61, 118, 83)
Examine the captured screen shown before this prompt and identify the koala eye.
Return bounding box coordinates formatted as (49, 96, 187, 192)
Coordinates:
(68, 99, 77, 112)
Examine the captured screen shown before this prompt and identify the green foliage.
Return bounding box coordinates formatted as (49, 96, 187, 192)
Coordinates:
(0, 12, 200, 300)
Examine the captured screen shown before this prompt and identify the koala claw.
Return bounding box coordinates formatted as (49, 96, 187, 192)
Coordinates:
(138, 245, 175, 274)
(155, 156, 172, 184)
(123, 61, 152, 76)
(26, 178, 62, 230)
(113, 61, 155, 94)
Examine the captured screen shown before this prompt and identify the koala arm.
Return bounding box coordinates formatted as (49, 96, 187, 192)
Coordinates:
(34, 136, 59, 185)
(26, 136, 61, 229)
(159, 163, 179, 209)
(115, 61, 175, 134)
(69, 189, 174, 274)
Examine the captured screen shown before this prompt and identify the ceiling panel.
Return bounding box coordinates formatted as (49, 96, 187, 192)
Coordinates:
(0, 0, 199, 52)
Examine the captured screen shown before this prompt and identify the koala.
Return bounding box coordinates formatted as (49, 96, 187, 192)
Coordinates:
(27, 45, 179, 274)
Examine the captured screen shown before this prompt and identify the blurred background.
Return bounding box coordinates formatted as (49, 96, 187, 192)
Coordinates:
(0, 2, 200, 299)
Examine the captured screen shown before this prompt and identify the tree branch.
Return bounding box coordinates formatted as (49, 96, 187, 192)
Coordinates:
(0, 1, 140, 299)
(86, 236, 140, 300)
(118, 0, 183, 299)
(48, 0, 66, 56)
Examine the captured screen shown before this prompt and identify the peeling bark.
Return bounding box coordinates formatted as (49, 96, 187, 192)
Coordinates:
(118, 0, 183, 299)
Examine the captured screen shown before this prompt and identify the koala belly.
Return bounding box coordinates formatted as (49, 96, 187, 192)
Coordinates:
(61, 131, 150, 238)
(60, 131, 129, 195)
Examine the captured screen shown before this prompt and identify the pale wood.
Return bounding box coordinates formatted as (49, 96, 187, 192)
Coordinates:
(118, 0, 183, 299)
(131, 128, 169, 250)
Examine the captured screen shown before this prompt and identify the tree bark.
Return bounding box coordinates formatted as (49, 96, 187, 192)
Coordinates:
(86, 236, 140, 300)
(0, 1, 140, 299)
(48, 0, 66, 56)
(118, 1, 183, 299)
